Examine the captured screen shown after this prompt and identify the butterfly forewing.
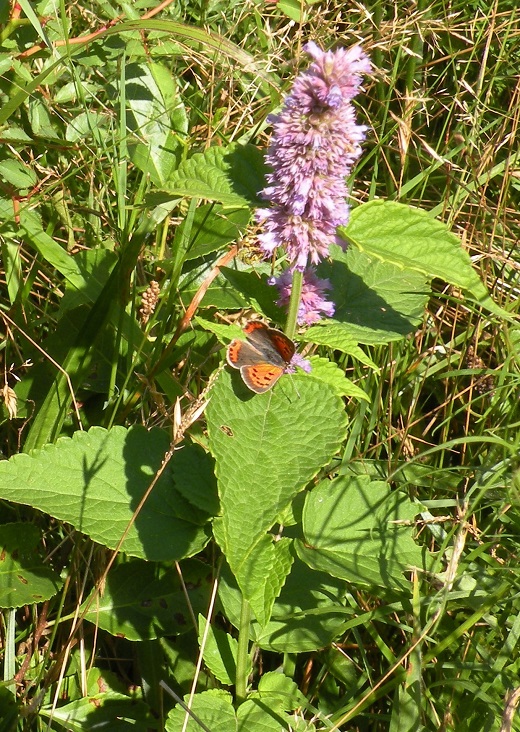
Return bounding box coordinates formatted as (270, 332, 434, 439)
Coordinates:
(227, 339, 262, 369)
(269, 331, 295, 363)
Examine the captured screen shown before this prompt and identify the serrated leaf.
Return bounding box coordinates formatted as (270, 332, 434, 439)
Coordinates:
(199, 615, 241, 685)
(263, 538, 294, 623)
(0, 126, 32, 143)
(194, 317, 244, 343)
(307, 356, 370, 400)
(207, 370, 347, 599)
(342, 200, 508, 318)
(166, 690, 295, 732)
(219, 557, 350, 653)
(164, 143, 265, 207)
(254, 671, 306, 712)
(81, 559, 211, 640)
(237, 698, 292, 731)
(0, 158, 37, 189)
(217, 534, 293, 626)
(300, 324, 379, 370)
(299, 474, 427, 592)
(0, 426, 210, 561)
(166, 690, 235, 732)
(320, 246, 429, 344)
(0, 523, 62, 608)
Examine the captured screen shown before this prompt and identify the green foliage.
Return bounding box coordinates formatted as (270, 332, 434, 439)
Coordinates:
(0, 427, 212, 560)
(0, 523, 63, 608)
(298, 475, 428, 593)
(0, 0, 519, 730)
(207, 369, 347, 619)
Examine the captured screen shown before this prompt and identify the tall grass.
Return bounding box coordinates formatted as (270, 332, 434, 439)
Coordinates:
(0, 0, 519, 729)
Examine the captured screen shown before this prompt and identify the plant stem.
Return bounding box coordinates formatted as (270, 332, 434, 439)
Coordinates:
(235, 597, 252, 705)
(284, 269, 303, 339)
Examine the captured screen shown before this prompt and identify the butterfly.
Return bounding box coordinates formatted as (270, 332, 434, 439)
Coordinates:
(226, 321, 295, 394)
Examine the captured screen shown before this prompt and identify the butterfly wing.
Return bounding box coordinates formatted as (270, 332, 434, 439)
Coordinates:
(240, 363, 285, 393)
(243, 322, 295, 366)
(268, 331, 295, 363)
(227, 338, 262, 369)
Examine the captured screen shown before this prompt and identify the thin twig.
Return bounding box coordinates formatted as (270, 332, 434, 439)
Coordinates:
(500, 687, 520, 732)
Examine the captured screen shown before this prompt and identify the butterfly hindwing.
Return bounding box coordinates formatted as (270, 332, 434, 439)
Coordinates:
(240, 363, 285, 393)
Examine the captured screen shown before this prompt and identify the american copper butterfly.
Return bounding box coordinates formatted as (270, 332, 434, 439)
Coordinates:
(226, 321, 295, 394)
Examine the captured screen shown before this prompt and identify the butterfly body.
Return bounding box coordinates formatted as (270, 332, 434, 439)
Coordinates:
(226, 322, 295, 393)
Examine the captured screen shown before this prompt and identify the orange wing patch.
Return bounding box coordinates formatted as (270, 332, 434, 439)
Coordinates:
(241, 363, 284, 393)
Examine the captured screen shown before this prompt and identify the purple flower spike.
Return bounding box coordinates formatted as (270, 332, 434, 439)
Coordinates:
(290, 353, 312, 373)
(271, 268, 335, 325)
(257, 42, 371, 270)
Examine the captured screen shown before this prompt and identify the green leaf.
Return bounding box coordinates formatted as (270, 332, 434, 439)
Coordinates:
(65, 111, 109, 144)
(40, 692, 156, 731)
(0, 158, 37, 189)
(0, 523, 63, 608)
(198, 615, 241, 685)
(219, 267, 286, 322)
(237, 698, 292, 731)
(166, 690, 295, 732)
(254, 671, 306, 711)
(180, 259, 247, 310)
(260, 538, 294, 625)
(125, 62, 186, 186)
(19, 208, 86, 289)
(300, 326, 379, 370)
(194, 317, 244, 344)
(277, 0, 306, 22)
(81, 559, 211, 640)
(166, 690, 235, 732)
(307, 356, 370, 400)
(207, 369, 347, 600)
(57, 249, 118, 314)
(298, 474, 427, 592)
(342, 200, 509, 318)
(28, 97, 60, 138)
(175, 204, 251, 261)
(215, 534, 293, 627)
(163, 143, 265, 207)
(54, 80, 99, 104)
(172, 443, 220, 517)
(219, 558, 350, 653)
(320, 246, 429, 344)
(0, 426, 210, 561)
